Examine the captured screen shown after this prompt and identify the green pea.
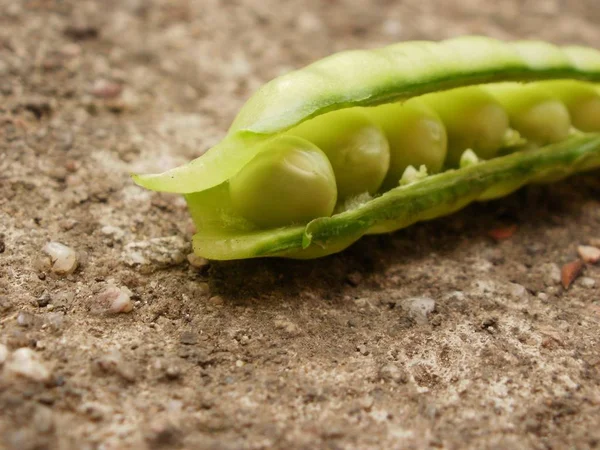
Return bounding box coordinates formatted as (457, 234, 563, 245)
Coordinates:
(288, 109, 390, 200)
(229, 136, 337, 228)
(484, 83, 571, 146)
(364, 98, 447, 191)
(539, 81, 600, 132)
(421, 86, 510, 166)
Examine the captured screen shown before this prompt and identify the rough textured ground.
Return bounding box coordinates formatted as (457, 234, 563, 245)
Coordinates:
(2, 1, 600, 449)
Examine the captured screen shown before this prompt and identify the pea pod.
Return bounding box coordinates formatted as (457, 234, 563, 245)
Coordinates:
(133, 36, 600, 260)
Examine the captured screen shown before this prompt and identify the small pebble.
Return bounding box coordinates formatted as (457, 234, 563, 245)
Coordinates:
(508, 283, 528, 300)
(273, 318, 301, 336)
(91, 79, 123, 99)
(179, 331, 197, 345)
(95, 285, 133, 314)
(37, 292, 51, 307)
(45, 312, 64, 330)
(542, 263, 562, 286)
(187, 253, 209, 269)
(561, 259, 584, 289)
(346, 271, 363, 287)
(356, 344, 369, 356)
(165, 365, 181, 380)
(122, 236, 189, 267)
(59, 219, 78, 231)
(32, 406, 54, 433)
(208, 295, 224, 306)
(359, 395, 374, 411)
(101, 225, 125, 242)
(0, 295, 13, 312)
(488, 224, 517, 241)
(145, 415, 182, 447)
(6, 348, 51, 382)
(42, 242, 78, 275)
(578, 245, 600, 264)
(94, 350, 137, 382)
(579, 277, 596, 289)
(404, 296, 436, 324)
(16, 311, 35, 327)
(378, 363, 409, 384)
(79, 402, 113, 421)
(0, 344, 8, 365)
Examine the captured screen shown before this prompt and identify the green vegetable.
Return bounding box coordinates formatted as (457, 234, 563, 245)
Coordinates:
(287, 109, 389, 200)
(540, 80, 600, 132)
(132, 36, 600, 260)
(420, 86, 510, 166)
(228, 136, 337, 228)
(484, 83, 571, 146)
(364, 98, 447, 191)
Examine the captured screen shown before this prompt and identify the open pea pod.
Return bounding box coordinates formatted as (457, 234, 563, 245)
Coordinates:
(133, 36, 600, 260)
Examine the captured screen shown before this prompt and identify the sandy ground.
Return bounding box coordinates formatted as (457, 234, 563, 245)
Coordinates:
(2, 0, 600, 449)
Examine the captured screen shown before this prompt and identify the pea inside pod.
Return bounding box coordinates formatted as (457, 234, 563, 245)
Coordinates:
(229, 136, 337, 228)
(132, 36, 600, 261)
(287, 109, 390, 200)
(483, 83, 571, 146)
(539, 80, 600, 132)
(420, 86, 511, 166)
(364, 98, 447, 191)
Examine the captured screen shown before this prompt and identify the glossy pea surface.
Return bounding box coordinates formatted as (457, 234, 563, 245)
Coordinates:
(364, 98, 447, 191)
(229, 136, 337, 228)
(288, 109, 390, 199)
(421, 86, 510, 166)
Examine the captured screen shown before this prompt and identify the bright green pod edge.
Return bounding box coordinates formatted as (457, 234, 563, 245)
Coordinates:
(132, 36, 600, 260)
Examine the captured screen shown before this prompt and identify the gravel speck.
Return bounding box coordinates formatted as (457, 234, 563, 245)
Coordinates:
(0, 344, 8, 365)
(273, 318, 302, 336)
(578, 277, 596, 289)
(541, 263, 562, 286)
(94, 350, 137, 382)
(578, 245, 600, 264)
(180, 331, 198, 345)
(16, 311, 35, 327)
(37, 292, 52, 307)
(378, 363, 409, 384)
(91, 79, 123, 99)
(32, 406, 55, 433)
(42, 242, 78, 275)
(6, 348, 52, 382)
(208, 295, 224, 306)
(122, 236, 189, 268)
(79, 402, 113, 421)
(0, 295, 12, 312)
(356, 344, 369, 355)
(101, 225, 126, 242)
(562, 260, 584, 289)
(187, 252, 210, 269)
(346, 271, 363, 286)
(404, 296, 436, 324)
(95, 285, 134, 314)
